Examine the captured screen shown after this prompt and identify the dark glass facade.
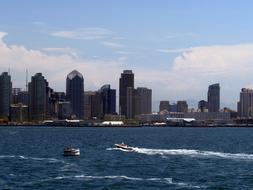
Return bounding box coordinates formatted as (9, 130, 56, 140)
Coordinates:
(28, 73, 48, 121)
(66, 70, 84, 119)
(207, 83, 220, 112)
(0, 72, 12, 118)
(100, 84, 116, 115)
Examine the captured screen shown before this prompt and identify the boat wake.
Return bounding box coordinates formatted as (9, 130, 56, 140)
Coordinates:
(107, 147, 253, 161)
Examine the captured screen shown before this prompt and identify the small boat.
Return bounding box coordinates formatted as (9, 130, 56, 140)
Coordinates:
(115, 143, 133, 151)
(63, 147, 80, 156)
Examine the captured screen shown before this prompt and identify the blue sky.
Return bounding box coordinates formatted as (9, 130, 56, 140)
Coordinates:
(1, 1, 253, 110)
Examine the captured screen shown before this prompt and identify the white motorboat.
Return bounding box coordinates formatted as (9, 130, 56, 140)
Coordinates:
(115, 143, 133, 151)
(63, 147, 80, 156)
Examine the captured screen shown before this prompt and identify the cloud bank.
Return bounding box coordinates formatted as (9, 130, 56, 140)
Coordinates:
(1, 31, 253, 109)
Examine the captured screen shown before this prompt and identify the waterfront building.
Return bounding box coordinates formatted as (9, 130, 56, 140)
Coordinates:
(28, 73, 48, 121)
(0, 72, 12, 119)
(159, 101, 170, 112)
(198, 100, 208, 112)
(170, 103, 177, 112)
(119, 70, 134, 117)
(207, 83, 220, 112)
(126, 87, 135, 119)
(66, 70, 84, 119)
(135, 87, 152, 116)
(57, 101, 72, 119)
(17, 91, 29, 105)
(12, 88, 21, 104)
(84, 91, 103, 119)
(10, 103, 28, 122)
(177, 101, 188, 113)
(99, 84, 116, 115)
(237, 88, 253, 118)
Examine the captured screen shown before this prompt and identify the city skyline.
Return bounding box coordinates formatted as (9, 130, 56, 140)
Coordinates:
(1, 1, 253, 110)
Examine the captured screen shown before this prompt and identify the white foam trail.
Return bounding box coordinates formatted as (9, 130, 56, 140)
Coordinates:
(0, 155, 67, 164)
(106, 147, 133, 152)
(0, 155, 15, 158)
(131, 147, 253, 161)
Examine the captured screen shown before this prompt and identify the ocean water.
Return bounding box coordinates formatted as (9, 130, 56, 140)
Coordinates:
(1, 127, 253, 189)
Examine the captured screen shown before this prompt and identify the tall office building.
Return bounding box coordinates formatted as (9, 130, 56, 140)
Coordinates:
(66, 70, 84, 119)
(207, 83, 220, 112)
(126, 87, 135, 119)
(119, 70, 134, 117)
(99, 84, 116, 115)
(237, 88, 253, 118)
(135, 87, 152, 116)
(177, 101, 188, 113)
(84, 91, 103, 119)
(28, 73, 48, 121)
(159, 101, 170, 112)
(0, 72, 12, 119)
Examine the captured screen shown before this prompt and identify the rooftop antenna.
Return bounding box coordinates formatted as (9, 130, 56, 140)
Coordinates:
(25, 69, 28, 92)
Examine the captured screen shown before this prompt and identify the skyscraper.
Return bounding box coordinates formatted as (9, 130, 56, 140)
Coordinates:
(135, 87, 152, 115)
(0, 72, 12, 119)
(237, 88, 253, 118)
(119, 70, 134, 117)
(207, 83, 220, 112)
(99, 84, 116, 115)
(28, 73, 48, 121)
(66, 70, 84, 119)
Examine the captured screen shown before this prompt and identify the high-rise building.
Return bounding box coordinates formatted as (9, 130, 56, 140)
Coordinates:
(177, 101, 188, 113)
(99, 84, 116, 115)
(66, 70, 84, 119)
(135, 87, 152, 116)
(159, 101, 170, 112)
(0, 72, 12, 119)
(207, 83, 220, 112)
(237, 88, 253, 118)
(84, 91, 103, 119)
(198, 100, 208, 112)
(126, 87, 135, 119)
(28, 73, 48, 121)
(12, 88, 21, 104)
(119, 70, 134, 117)
(17, 91, 29, 105)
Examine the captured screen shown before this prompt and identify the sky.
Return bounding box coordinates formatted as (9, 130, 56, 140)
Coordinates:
(0, 0, 253, 110)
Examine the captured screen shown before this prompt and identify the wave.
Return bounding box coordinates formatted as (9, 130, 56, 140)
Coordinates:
(54, 175, 173, 184)
(108, 147, 253, 161)
(51, 175, 202, 188)
(0, 155, 67, 163)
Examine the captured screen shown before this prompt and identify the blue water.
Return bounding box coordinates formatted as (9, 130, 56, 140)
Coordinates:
(1, 127, 253, 189)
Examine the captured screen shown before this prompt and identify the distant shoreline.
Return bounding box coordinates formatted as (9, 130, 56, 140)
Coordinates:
(1, 124, 253, 128)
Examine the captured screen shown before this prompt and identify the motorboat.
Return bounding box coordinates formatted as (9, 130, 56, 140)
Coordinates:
(63, 147, 80, 156)
(115, 143, 133, 151)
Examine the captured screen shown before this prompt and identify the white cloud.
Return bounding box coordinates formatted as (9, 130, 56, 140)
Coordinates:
(42, 47, 78, 57)
(115, 50, 135, 55)
(157, 48, 191, 53)
(100, 41, 124, 48)
(50, 27, 115, 40)
(162, 44, 253, 107)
